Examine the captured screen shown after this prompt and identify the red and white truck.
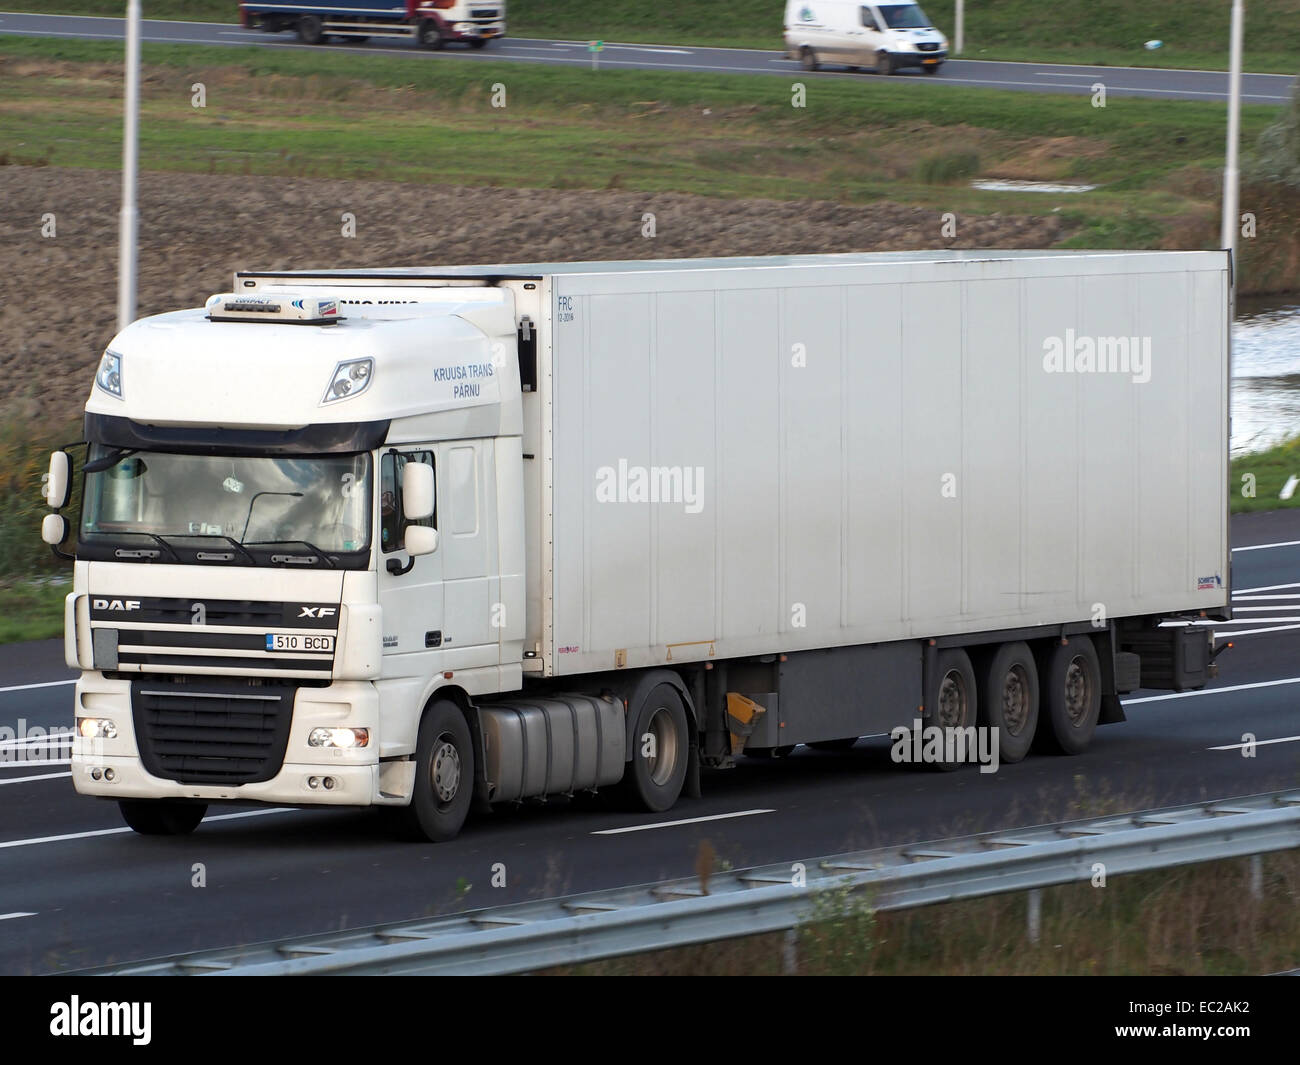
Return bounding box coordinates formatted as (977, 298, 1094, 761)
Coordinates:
(239, 1, 506, 49)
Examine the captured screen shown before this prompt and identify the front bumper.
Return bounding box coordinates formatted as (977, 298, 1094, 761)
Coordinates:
(894, 49, 947, 67)
(447, 22, 505, 40)
(71, 672, 386, 806)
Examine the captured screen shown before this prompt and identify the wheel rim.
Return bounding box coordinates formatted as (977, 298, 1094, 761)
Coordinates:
(422, 25, 439, 45)
(430, 734, 461, 805)
(936, 669, 968, 728)
(1064, 657, 1093, 726)
(1001, 664, 1031, 736)
(645, 706, 680, 786)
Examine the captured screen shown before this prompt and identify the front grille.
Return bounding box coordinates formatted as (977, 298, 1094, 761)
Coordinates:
(917, 42, 940, 51)
(132, 678, 295, 785)
(471, 9, 500, 17)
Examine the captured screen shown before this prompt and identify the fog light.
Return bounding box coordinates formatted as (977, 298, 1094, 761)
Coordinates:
(78, 717, 117, 740)
(90, 768, 102, 781)
(307, 776, 320, 789)
(308, 727, 369, 749)
(104, 768, 116, 782)
(322, 777, 336, 790)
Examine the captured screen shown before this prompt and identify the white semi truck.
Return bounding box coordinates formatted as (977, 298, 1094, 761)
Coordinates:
(40, 252, 1230, 841)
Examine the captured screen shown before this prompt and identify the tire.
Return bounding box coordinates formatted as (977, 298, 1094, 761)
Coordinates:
(876, 51, 896, 75)
(397, 699, 475, 841)
(119, 800, 207, 836)
(807, 738, 858, 751)
(417, 18, 445, 50)
(469, 38, 488, 49)
(924, 648, 977, 769)
(800, 47, 820, 72)
(296, 15, 325, 45)
(923, 63, 940, 75)
(1037, 638, 1102, 755)
(620, 683, 689, 812)
(978, 642, 1039, 764)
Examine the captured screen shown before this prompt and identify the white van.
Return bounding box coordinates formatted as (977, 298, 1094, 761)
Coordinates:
(784, 1, 949, 75)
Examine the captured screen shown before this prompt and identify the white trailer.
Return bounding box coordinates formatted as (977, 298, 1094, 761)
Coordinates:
(41, 251, 1230, 840)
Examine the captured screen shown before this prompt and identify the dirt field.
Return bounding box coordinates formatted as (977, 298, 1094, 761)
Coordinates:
(0, 164, 1067, 429)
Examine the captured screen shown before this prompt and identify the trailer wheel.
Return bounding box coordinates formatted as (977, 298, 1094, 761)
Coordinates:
(119, 800, 207, 836)
(1037, 638, 1101, 754)
(800, 47, 820, 71)
(417, 19, 445, 50)
(621, 683, 689, 812)
(923, 648, 977, 769)
(978, 642, 1039, 763)
(876, 51, 897, 75)
(396, 699, 475, 841)
(297, 16, 326, 45)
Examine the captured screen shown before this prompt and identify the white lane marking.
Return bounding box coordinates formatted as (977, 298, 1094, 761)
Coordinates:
(1233, 539, 1300, 553)
(1232, 594, 1300, 601)
(1035, 72, 1100, 78)
(1124, 676, 1300, 704)
(0, 736, 72, 749)
(593, 808, 774, 835)
(1235, 581, 1300, 593)
(0, 912, 36, 921)
(1228, 607, 1300, 614)
(0, 807, 293, 850)
(0, 772, 70, 785)
(0, 760, 70, 768)
(1216, 622, 1300, 638)
(1209, 734, 1300, 751)
(0, 679, 75, 695)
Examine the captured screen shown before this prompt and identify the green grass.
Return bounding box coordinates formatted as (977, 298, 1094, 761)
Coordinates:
(0, 580, 68, 644)
(0, 35, 1277, 211)
(17, 0, 1300, 71)
(1232, 435, 1300, 512)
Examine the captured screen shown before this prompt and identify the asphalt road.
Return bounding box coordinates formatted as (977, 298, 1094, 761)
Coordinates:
(0, 510, 1298, 973)
(0, 11, 1294, 104)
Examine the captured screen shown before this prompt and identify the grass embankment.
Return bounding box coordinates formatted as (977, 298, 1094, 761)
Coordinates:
(22, 0, 1300, 72)
(0, 36, 1278, 228)
(1232, 437, 1300, 513)
(545, 851, 1300, 975)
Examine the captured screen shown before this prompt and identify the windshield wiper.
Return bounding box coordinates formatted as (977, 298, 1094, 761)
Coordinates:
(83, 447, 139, 474)
(244, 540, 338, 568)
(181, 534, 259, 567)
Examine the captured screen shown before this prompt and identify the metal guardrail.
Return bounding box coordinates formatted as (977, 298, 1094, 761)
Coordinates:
(84, 790, 1300, 976)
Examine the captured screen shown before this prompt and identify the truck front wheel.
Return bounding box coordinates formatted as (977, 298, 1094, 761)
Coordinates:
(417, 19, 445, 50)
(119, 800, 207, 836)
(621, 684, 689, 812)
(397, 699, 475, 841)
(1037, 638, 1101, 754)
(297, 15, 326, 45)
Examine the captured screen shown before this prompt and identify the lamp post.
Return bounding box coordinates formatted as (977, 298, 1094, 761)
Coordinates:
(1220, 0, 1244, 274)
(117, 0, 141, 331)
(954, 0, 964, 56)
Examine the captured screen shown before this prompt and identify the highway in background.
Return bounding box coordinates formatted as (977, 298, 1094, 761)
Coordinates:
(0, 11, 1294, 104)
(0, 509, 1297, 973)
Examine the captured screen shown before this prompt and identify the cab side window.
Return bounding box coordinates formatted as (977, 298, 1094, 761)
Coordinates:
(861, 5, 877, 28)
(380, 450, 435, 553)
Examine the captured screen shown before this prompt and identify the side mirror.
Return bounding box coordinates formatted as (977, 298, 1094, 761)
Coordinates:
(41, 513, 69, 546)
(402, 460, 435, 521)
(404, 524, 438, 557)
(45, 451, 71, 509)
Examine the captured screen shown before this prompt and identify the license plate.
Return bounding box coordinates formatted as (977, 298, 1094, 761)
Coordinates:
(923, 58, 939, 64)
(265, 633, 335, 653)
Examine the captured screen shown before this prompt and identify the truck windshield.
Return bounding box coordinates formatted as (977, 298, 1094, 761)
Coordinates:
(79, 447, 372, 560)
(879, 3, 931, 28)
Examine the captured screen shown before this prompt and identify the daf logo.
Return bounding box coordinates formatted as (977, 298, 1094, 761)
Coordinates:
(298, 606, 337, 619)
(93, 599, 140, 612)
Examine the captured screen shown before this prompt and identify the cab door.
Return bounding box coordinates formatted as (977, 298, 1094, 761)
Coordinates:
(377, 448, 444, 661)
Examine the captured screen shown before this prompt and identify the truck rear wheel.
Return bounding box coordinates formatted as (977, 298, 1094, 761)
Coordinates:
(119, 800, 207, 836)
(397, 699, 475, 841)
(417, 19, 445, 50)
(978, 641, 1039, 763)
(296, 15, 326, 45)
(621, 683, 689, 812)
(469, 38, 488, 49)
(923, 648, 977, 769)
(800, 47, 820, 71)
(1037, 638, 1101, 754)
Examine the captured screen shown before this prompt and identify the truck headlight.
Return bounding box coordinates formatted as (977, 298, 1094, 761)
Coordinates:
(78, 717, 118, 739)
(309, 727, 369, 748)
(95, 351, 123, 398)
(322, 358, 373, 404)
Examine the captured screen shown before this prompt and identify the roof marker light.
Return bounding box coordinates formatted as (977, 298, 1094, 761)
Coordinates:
(204, 292, 343, 325)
